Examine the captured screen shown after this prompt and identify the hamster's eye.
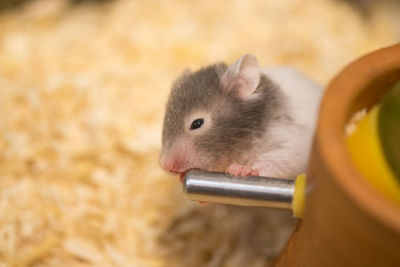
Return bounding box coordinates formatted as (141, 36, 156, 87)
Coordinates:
(190, 118, 204, 130)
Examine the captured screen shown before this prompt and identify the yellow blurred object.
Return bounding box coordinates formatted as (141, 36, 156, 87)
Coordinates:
(292, 174, 306, 218)
(347, 106, 400, 204)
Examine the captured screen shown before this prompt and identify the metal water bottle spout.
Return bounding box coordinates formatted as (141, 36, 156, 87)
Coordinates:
(182, 170, 306, 218)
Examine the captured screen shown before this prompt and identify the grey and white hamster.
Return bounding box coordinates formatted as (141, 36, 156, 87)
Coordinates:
(160, 54, 321, 180)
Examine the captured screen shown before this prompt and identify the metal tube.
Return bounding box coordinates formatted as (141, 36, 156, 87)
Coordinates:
(183, 170, 295, 209)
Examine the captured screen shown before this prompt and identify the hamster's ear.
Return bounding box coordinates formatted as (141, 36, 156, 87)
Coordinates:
(221, 54, 260, 98)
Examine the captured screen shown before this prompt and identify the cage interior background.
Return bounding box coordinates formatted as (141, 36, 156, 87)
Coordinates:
(0, 0, 399, 266)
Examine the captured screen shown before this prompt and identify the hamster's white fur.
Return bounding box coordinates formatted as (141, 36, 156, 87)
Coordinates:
(249, 67, 322, 178)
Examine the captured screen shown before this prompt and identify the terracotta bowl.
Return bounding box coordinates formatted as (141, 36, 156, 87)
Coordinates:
(274, 44, 400, 267)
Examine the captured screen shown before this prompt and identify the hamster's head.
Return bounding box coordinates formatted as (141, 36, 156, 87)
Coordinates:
(160, 54, 277, 175)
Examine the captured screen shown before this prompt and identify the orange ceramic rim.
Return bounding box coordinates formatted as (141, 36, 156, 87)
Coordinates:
(317, 43, 400, 232)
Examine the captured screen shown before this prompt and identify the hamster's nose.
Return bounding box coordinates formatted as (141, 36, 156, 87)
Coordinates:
(160, 155, 181, 173)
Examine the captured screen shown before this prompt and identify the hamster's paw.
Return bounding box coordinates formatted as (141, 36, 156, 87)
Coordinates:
(226, 163, 259, 177)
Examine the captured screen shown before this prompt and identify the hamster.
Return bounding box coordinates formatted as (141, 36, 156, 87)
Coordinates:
(160, 54, 322, 180)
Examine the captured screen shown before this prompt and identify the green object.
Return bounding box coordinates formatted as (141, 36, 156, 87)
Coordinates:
(379, 80, 400, 181)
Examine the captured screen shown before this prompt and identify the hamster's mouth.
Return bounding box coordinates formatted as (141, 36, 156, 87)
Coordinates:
(179, 173, 185, 183)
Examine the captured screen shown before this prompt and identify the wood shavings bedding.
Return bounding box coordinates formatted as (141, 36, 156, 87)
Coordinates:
(0, 0, 398, 266)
